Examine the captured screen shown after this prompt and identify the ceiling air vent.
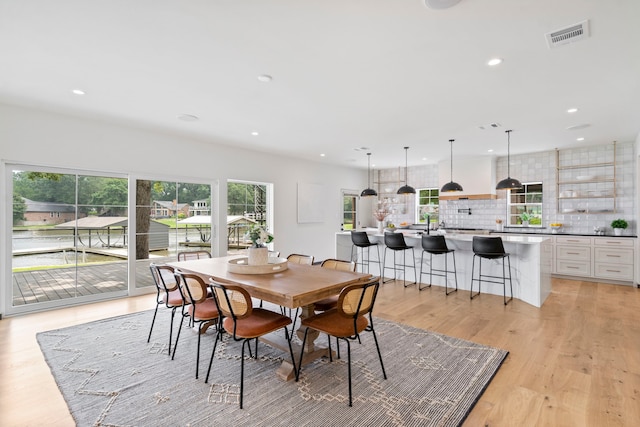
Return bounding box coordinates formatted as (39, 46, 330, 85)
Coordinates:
(546, 20, 589, 48)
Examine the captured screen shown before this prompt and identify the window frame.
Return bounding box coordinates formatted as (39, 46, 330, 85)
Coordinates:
(507, 182, 543, 226)
(415, 187, 439, 225)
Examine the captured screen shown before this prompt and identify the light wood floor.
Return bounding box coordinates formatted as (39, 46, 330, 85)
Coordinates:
(1, 278, 638, 426)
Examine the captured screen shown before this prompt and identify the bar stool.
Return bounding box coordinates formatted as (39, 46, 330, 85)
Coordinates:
(382, 232, 417, 287)
(418, 234, 458, 295)
(350, 231, 381, 275)
(470, 236, 513, 305)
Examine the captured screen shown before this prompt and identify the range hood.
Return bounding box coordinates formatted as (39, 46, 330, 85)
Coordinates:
(438, 156, 497, 200)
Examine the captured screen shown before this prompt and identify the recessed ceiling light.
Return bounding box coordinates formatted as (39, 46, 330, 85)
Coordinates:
(577, 137, 585, 141)
(251, 131, 259, 136)
(487, 58, 503, 66)
(488, 149, 494, 153)
(320, 153, 325, 157)
(72, 89, 85, 95)
(177, 114, 199, 122)
(422, 157, 428, 161)
(257, 74, 273, 83)
(567, 108, 578, 113)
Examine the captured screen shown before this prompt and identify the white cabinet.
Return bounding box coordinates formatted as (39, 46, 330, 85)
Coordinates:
(555, 236, 591, 276)
(593, 237, 634, 281)
(552, 235, 635, 284)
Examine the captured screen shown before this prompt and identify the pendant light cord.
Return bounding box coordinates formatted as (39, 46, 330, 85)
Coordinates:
(506, 130, 512, 178)
(367, 152, 372, 187)
(404, 146, 409, 184)
(449, 139, 454, 181)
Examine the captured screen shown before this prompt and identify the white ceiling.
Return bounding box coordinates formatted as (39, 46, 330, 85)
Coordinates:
(1, 0, 639, 169)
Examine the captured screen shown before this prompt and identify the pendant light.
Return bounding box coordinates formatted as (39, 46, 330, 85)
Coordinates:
(397, 146, 416, 194)
(360, 152, 378, 197)
(440, 139, 463, 192)
(496, 129, 522, 190)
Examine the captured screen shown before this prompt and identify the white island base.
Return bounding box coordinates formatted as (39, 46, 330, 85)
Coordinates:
(336, 231, 552, 308)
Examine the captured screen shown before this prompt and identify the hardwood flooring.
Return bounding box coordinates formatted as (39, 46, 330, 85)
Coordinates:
(1, 278, 638, 426)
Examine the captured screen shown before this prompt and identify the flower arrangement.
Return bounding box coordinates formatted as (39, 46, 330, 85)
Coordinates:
(373, 201, 390, 222)
(520, 212, 532, 222)
(245, 225, 274, 248)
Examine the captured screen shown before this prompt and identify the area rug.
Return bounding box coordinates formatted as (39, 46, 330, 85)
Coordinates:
(37, 308, 508, 427)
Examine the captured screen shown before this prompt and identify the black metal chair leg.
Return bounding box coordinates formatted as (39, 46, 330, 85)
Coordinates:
(171, 314, 186, 360)
(147, 305, 159, 343)
(346, 338, 353, 407)
(205, 329, 221, 383)
(295, 328, 310, 381)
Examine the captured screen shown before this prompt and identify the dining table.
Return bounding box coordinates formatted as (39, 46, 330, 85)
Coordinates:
(167, 255, 372, 380)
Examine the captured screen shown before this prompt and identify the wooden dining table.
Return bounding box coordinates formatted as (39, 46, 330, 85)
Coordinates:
(167, 255, 372, 380)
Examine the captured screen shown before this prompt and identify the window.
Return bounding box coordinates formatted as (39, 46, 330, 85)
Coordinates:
(416, 188, 439, 225)
(342, 193, 357, 230)
(508, 182, 543, 226)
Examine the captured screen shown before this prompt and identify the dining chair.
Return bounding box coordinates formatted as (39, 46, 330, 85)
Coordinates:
(172, 271, 220, 379)
(312, 259, 356, 312)
(177, 250, 211, 261)
(205, 280, 297, 409)
(295, 276, 387, 407)
(147, 264, 185, 355)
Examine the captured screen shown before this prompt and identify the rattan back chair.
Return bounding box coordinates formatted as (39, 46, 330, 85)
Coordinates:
(172, 271, 220, 379)
(206, 280, 296, 409)
(147, 264, 184, 355)
(177, 250, 211, 261)
(295, 276, 386, 406)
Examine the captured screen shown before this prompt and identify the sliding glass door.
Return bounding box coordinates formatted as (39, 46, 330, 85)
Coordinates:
(9, 166, 128, 313)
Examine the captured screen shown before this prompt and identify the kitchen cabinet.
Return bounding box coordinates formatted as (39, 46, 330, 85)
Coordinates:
(555, 142, 616, 214)
(555, 236, 591, 276)
(552, 235, 635, 284)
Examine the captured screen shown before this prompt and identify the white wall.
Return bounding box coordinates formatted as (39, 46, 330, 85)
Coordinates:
(0, 103, 367, 263)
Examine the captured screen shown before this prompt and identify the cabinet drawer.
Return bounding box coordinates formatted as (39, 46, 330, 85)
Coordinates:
(594, 263, 634, 281)
(594, 237, 635, 248)
(556, 245, 591, 261)
(555, 236, 591, 246)
(556, 259, 591, 276)
(594, 247, 633, 265)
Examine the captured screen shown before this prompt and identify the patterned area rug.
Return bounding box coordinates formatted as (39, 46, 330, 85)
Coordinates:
(37, 308, 507, 426)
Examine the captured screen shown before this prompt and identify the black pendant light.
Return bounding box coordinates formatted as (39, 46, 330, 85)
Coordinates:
(360, 152, 378, 197)
(397, 146, 416, 194)
(496, 129, 523, 190)
(441, 139, 463, 192)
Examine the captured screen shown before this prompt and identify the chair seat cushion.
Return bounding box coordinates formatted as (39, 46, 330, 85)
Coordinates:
(313, 295, 338, 312)
(301, 309, 368, 338)
(163, 289, 184, 307)
(223, 308, 292, 339)
(188, 298, 219, 321)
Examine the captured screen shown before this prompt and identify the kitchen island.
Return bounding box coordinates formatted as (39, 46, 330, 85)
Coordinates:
(336, 230, 552, 308)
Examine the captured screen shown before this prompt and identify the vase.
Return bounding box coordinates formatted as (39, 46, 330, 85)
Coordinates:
(248, 246, 268, 265)
(614, 228, 623, 236)
(522, 221, 529, 227)
(496, 224, 504, 232)
(377, 221, 384, 234)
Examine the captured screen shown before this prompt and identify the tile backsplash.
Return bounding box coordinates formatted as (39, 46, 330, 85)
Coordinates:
(374, 142, 636, 235)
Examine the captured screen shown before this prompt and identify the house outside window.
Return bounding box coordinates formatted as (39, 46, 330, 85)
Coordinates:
(508, 182, 543, 226)
(416, 188, 439, 225)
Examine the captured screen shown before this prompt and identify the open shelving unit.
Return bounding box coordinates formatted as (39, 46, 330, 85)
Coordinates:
(555, 142, 616, 214)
